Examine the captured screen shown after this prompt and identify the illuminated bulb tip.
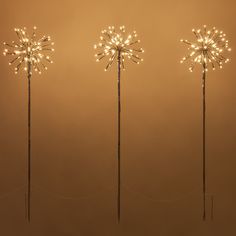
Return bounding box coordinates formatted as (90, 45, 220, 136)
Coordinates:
(228, 48, 232, 51)
(94, 45, 97, 49)
(24, 67, 27, 71)
(33, 26, 37, 30)
(104, 69, 107, 72)
(192, 29, 195, 32)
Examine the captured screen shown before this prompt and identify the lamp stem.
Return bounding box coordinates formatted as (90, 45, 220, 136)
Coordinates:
(117, 51, 121, 223)
(202, 63, 206, 221)
(27, 62, 32, 222)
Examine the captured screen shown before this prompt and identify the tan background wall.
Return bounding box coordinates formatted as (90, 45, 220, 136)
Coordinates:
(0, 0, 235, 235)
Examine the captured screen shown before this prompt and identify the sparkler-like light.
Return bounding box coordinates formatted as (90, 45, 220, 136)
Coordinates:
(3, 26, 55, 222)
(94, 26, 144, 71)
(3, 26, 54, 75)
(180, 25, 231, 72)
(94, 25, 144, 223)
(180, 25, 232, 221)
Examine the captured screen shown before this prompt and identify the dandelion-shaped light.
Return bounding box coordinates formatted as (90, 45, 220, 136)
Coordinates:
(180, 25, 231, 72)
(3, 26, 54, 74)
(94, 26, 144, 71)
(180, 25, 231, 221)
(3, 26, 54, 222)
(94, 26, 144, 223)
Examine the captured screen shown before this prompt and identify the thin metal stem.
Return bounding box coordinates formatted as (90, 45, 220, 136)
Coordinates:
(27, 62, 31, 222)
(202, 63, 206, 221)
(117, 51, 121, 223)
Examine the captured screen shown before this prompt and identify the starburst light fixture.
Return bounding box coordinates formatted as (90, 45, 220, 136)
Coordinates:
(180, 25, 231, 72)
(180, 25, 231, 221)
(3, 26, 54, 75)
(3, 26, 54, 223)
(94, 25, 144, 71)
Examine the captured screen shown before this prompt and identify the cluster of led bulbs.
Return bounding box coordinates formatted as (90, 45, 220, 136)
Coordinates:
(94, 26, 144, 71)
(3, 25, 231, 74)
(180, 25, 231, 72)
(3, 26, 54, 75)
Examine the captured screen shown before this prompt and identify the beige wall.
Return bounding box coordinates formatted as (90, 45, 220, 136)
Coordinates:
(0, 0, 235, 235)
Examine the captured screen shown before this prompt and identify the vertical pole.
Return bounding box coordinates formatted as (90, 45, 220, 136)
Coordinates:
(27, 62, 31, 222)
(202, 63, 206, 221)
(117, 51, 121, 223)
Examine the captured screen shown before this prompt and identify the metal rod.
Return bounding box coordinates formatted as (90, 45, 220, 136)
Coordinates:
(27, 62, 31, 222)
(117, 51, 121, 223)
(202, 63, 206, 221)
